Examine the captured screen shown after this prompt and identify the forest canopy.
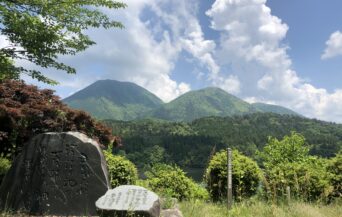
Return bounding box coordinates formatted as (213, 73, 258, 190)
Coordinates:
(105, 114, 342, 168)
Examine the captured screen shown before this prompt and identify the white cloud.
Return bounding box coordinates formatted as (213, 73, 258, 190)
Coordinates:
(20, 0, 197, 102)
(212, 75, 241, 94)
(207, 0, 342, 122)
(322, 31, 342, 60)
(0, 35, 10, 48)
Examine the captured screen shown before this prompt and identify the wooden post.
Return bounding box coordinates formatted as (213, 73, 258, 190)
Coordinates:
(286, 186, 291, 204)
(227, 148, 232, 210)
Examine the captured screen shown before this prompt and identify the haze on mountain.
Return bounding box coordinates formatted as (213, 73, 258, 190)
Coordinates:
(63, 80, 300, 121)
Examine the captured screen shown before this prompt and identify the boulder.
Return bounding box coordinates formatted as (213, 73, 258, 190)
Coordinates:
(0, 132, 110, 216)
(96, 185, 160, 217)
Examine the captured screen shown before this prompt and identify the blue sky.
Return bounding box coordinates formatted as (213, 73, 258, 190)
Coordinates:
(12, 0, 342, 122)
(266, 0, 342, 92)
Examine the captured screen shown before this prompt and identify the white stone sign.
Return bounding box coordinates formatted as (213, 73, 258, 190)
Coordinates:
(95, 185, 160, 217)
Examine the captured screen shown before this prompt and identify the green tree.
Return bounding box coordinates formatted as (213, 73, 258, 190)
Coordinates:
(0, 0, 126, 83)
(327, 151, 342, 200)
(259, 132, 309, 168)
(259, 133, 332, 202)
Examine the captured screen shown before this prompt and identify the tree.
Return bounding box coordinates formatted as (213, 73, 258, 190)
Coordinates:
(0, 79, 114, 159)
(259, 133, 332, 202)
(0, 0, 126, 84)
(258, 132, 309, 168)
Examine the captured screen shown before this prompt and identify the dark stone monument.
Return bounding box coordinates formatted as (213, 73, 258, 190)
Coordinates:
(0, 132, 110, 216)
(96, 185, 160, 217)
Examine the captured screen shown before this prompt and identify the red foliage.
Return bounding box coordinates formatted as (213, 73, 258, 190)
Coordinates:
(0, 79, 114, 158)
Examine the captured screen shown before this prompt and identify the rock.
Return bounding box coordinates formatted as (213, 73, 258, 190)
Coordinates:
(161, 208, 184, 217)
(96, 185, 160, 217)
(0, 132, 110, 216)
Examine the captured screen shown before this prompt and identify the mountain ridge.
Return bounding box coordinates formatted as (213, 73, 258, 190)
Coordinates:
(64, 79, 300, 121)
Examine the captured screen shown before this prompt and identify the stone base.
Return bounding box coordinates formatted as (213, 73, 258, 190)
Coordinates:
(161, 208, 183, 217)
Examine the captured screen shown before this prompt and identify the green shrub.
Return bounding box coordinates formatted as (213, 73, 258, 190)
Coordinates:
(0, 157, 11, 184)
(259, 133, 333, 202)
(327, 151, 342, 200)
(145, 164, 209, 201)
(205, 150, 261, 201)
(262, 157, 332, 202)
(104, 149, 138, 188)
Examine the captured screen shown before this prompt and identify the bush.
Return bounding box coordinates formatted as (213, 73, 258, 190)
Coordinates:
(145, 164, 209, 201)
(260, 133, 333, 202)
(262, 157, 332, 202)
(0, 80, 113, 159)
(327, 152, 342, 200)
(104, 149, 138, 188)
(205, 150, 261, 201)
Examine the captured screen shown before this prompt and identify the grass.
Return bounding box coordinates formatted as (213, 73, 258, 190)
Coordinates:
(179, 200, 342, 217)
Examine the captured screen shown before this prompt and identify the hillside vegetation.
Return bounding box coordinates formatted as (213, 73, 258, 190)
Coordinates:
(104, 113, 342, 169)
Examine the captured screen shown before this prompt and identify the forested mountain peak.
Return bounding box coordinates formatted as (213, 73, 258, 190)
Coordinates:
(64, 79, 162, 106)
(148, 87, 254, 122)
(63, 79, 163, 120)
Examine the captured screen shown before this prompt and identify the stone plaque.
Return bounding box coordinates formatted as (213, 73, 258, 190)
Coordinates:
(0, 132, 110, 216)
(96, 185, 160, 217)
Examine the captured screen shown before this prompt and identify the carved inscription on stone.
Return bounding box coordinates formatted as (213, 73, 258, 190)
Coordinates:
(101, 188, 149, 209)
(41, 143, 92, 204)
(96, 185, 160, 217)
(0, 132, 110, 216)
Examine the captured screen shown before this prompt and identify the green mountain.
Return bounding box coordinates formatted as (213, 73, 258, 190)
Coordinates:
(64, 80, 299, 121)
(252, 102, 299, 116)
(148, 87, 256, 121)
(63, 80, 163, 120)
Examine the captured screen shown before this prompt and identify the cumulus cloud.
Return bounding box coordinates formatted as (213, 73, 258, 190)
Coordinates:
(322, 31, 342, 59)
(206, 0, 342, 122)
(20, 0, 198, 102)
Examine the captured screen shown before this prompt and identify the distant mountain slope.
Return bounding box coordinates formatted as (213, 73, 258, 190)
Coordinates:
(148, 87, 256, 121)
(64, 80, 300, 121)
(63, 80, 163, 120)
(104, 113, 342, 169)
(104, 113, 342, 168)
(252, 102, 299, 116)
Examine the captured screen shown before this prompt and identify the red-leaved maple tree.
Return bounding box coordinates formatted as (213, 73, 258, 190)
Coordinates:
(0, 80, 114, 158)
